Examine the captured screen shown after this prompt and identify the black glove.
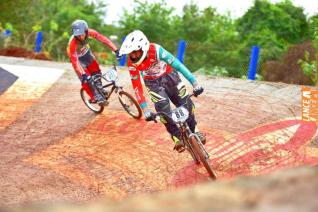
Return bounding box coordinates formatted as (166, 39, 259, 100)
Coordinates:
(193, 82, 204, 97)
(114, 50, 122, 60)
(144, 110, 156, 122)
(193, 86, 204, 97)
(80, 73, 89, 83)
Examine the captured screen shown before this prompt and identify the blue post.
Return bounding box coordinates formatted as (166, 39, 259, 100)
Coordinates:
(34, 31, 43, 53)
(119, 36, 127, 66)
(248, 46, 260, 80)
(177, 40, 186, 64)
(3, 29, 12, 37)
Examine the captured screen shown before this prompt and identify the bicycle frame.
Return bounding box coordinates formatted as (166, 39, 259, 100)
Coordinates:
(154, 94, 210, 159)
(94, 63, 124, 100)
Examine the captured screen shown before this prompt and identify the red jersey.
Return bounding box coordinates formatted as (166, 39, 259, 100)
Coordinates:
(128, 43, 173, 108)
(67, 29, 117, 76)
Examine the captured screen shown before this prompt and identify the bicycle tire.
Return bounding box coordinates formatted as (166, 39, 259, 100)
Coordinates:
(118, 90, 142, 119)
(184, 136, 200, 164)
(189, 135, 217, 180)
(80, 88, 104, 114)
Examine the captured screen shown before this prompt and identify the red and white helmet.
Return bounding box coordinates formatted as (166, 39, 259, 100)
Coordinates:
(119, 30, 150, 65)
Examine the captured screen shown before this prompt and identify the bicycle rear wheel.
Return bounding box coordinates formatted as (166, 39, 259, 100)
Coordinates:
(80, 88, 104, 114)
(189, 135, 217, 180)
(118, 90, 142, 119)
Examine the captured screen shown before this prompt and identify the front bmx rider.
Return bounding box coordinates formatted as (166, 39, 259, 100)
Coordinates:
(67, 19, 121, 104)
(119, 30, 206, 153)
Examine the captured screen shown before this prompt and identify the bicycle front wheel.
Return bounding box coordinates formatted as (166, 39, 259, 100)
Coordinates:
(118, 90, 142, 119)
(189, 135, 217, 180)
(80, 88, 104, 114)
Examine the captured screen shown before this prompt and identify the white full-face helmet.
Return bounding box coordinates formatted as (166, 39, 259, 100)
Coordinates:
(119, 30, 150, 66)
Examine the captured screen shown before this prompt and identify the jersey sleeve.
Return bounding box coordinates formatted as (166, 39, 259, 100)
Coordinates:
(157, 45, 197, 85)
(67, 37, 84, 77)
(88, 29, 118, 52)
(128, 61, 148, 109)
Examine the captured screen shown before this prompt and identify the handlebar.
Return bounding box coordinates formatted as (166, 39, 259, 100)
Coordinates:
(152, 93, 195, 123)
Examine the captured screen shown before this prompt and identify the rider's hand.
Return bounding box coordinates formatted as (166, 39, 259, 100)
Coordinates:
(143, 109, 156, 121)
(114, 50, 122, 60)
(80, 73, 89, 83)
(193, 81, 204, 97)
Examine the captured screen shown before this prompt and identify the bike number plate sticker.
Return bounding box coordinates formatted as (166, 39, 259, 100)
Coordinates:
(104, 69, 117, 82)
(171, 106, 189, 123)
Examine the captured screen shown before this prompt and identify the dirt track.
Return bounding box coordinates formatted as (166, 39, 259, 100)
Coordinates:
(0, 56, 317, 207)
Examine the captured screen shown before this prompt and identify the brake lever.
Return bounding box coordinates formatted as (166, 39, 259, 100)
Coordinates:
(153, 114, 158, 123)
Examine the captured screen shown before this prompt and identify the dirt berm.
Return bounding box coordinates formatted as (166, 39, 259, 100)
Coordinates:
(0, 56, 317, 211)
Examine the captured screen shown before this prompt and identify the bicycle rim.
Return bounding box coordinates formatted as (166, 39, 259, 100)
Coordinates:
(80, 88, 104, 114)
(189, 135, 217, 180)
(118, 90, 142, 119)
(184, 135, 200, 164)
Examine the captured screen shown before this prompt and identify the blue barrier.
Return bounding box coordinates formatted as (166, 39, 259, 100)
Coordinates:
(177, 40, 186, 64)
(34, 31, 43, 53)
(3, 29, 12, 37)
(119, 36, 127, 66)
(248, 46, 260, 80)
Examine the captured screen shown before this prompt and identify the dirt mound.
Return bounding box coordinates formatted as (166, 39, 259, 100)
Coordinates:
(1, 57, 318, 209)
(263, 41, 315, 85)
(14, 167, 318, 212)
(0, 47, 50, 60)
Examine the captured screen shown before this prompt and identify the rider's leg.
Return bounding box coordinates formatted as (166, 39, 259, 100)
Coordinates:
(165, 71, 206, 144)
(82, 81, 94, 100)
(87, 60, 103, 89)
(84, 60, 105, 103)
(145, 79, 185, 152)
(79, 51, 105, 103)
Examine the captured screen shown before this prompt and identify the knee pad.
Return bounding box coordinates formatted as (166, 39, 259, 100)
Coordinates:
(149, 91, 167, 103)
(177, 82, 188, 99)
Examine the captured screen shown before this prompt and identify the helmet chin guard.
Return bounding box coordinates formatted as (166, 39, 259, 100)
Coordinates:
(119, 30, 150, 65)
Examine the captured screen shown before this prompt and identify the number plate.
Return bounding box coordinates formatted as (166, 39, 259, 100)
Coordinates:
(171, 106, 189, 123)
(104, 68, 118, 82)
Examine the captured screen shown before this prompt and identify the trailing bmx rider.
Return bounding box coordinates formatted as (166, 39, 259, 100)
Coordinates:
(67, 19, 121, 104)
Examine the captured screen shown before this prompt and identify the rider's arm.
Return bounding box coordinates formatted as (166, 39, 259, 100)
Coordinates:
(88, 29, 118, 52)
(67, 37, 85, 77)
(157, 45, 197, 85)
(128, 61, 148, 109)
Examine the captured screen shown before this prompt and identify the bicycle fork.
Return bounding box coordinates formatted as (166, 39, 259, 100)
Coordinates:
(181, 123, 209, 161)
(183, 123, 210, 160)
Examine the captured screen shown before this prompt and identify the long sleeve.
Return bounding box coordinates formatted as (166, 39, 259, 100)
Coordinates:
(67, 37, 84, 77)
(158, 45, 197, 85)
(128, 62, 148, 109)
(88, 29, 118, 52)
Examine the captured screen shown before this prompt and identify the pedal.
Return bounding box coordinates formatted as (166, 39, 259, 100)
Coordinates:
(99, 100, 109, 106)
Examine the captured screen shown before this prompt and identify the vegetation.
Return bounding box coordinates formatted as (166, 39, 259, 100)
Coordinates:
(0, 0, 317, 82)
(298, 31, 318, 86)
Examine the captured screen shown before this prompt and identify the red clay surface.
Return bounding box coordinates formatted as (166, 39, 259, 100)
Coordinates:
(0, 60, 318, 206)
(0, 47, 50, 60)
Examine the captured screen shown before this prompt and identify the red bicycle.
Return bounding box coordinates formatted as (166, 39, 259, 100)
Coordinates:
(80, 63, 142, 119)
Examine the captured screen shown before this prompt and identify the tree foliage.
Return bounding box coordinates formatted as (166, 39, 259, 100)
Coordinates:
(0, 0, 317, 80)
(237, 0, 309, 43)
(0, 0, 111, 60)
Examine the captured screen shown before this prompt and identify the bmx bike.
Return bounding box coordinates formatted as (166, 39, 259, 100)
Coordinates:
(152, 94, 217, 179)
(80, 63, 142, 119)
